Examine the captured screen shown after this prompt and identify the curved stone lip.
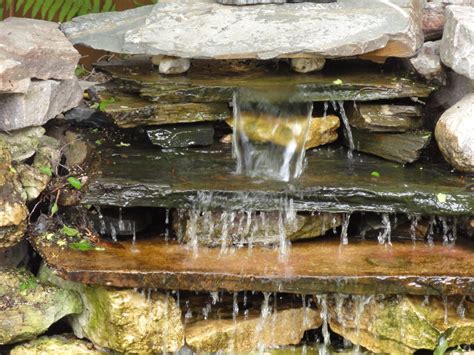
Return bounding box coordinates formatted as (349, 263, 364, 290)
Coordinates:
(32, 237, 474, 296)
(61, 0, 424, 60)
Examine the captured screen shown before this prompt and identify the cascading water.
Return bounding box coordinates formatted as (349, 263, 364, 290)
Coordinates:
(232, 88, 313, 182)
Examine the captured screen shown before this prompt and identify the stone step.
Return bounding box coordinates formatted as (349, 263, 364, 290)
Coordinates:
(32, 237, 474, 295)
(83, 144, 473, 216)
(97, 59, 437, 104)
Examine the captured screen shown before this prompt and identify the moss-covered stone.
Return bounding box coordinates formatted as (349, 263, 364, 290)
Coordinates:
(0, 268, 83, 345)
(328, 295, 474, 354)
(10, 335, 103, 354)
(0, 142, 28, 248)
(38, 265, 185, 353)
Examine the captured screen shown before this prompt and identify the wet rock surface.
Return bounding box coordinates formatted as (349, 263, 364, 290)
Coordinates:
(0, 268, 83, 345)
(0, 18, 80, 93)
(440, 5, 474, 79)
(0, 79, 84, 131)
(146, 123, 215, 148)
(62, 0, 423, 60)
(0, 143, 28, 249)
(435, 93, 474, 173)
(348, 129, 432, 164)
(186, 306, 321, 352)
(410, 40, 446, 83)
(347, 104, 423, 133)
(38, 265, 185, 353)
(328, 294, 474, 353)
(10, 335, 103, 355)
(83, 143, 472, 215)
(173, 210, 342, 246)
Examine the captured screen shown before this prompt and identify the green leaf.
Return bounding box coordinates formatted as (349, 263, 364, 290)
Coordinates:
(434, 336, 448, 355)
(40, 0, 54, 19)
(58, 0, 74, 22)
(31, 0, 44, 18)
(78, 0, 92, 16)
(9, 166, 16, 174)
(70, 240, 94, 251)
(102, 0, 113, 12)
(47, 0, 64, 21)
(39, 166, 52, 176)
(66, 0, 83, 21)
(116, 142, 131, 148)
(61, 225, 80, 237)
(67, 176, 82, 190)
(22, 0, 36, 16)
(51, 202, 59, 216)
(19, 276, 37, 293)
(371, 171, 381, 178)
(437, 193, 447, 204)
(95, 139, 103, 145)
(332, 79, 344, 85)
(91, 0, 100, 13)
(98, 97, 115, 111)
(15, 0, 25, 12)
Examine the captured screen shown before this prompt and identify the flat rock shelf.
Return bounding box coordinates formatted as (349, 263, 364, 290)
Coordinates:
(33, 237, 474, 296)
(84, 145, 473, 216)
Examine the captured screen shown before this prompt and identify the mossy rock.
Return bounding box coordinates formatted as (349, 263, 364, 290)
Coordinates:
(10, 334, 103, 354)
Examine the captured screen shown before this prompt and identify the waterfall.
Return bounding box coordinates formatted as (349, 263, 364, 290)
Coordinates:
(232, 88, 313, 182)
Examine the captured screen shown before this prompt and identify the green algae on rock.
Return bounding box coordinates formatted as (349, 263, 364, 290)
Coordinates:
(38, 265, 185, 353)
(10, 335, 103, 355)
(0, 268, 83, 345)
(328, 294, 474, 354)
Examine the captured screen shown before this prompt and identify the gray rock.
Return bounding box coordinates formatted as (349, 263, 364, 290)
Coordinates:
(291, 58, 326, 73)
(62, 0, 424, 60)
(0, 79, 83, 131)
(0, 269, 83, 345)
(0, 126, 45, 162)
(410, 41, 446, 83)
(422, 2, 446, 40)
(0, 18, 80, 93)
(440, 5, 474, 79)
(0, 240, 29, 268)
(435, 93, 474, 173)
(158, 56, 191, 74)
(146, 123, 215, 148)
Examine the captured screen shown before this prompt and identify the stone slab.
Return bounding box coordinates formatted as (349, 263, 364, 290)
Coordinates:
(99, 59, 437, 103)
(0, 18, 80, 93)
(83, 143, 473, 216)
(32, 237, 474, 295)
(62, 0, 424, 60)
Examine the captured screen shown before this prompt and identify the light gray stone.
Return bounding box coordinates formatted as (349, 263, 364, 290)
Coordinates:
(435, 93, 474, 173)
(159, 56, 191, 74)
(62, 0, 424, 60)
(0, 18, 80, 93)
(291, 58, 326, 73)
(410, 41, 446, 83)
(0, 79, 83, 131)
(0, 127, 45, 162)
(440, 6, 474, 79)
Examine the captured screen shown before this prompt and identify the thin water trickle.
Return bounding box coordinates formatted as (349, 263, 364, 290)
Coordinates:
(377, 213, 392, 246)
(409, 214, 419, 243)
(232, 88, 313, 182)
(337, 101, 354, 159)
(316, 295, 331, 350)
(256, 292, 272, 353)
(340, 213, 351, 245)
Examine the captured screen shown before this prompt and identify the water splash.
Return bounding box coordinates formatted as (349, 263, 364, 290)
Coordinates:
(232, 88, 313, 182)
(337, 101, 355, 159)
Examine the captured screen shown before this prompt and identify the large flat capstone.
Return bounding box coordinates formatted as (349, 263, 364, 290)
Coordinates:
(61, 0, 424, 60)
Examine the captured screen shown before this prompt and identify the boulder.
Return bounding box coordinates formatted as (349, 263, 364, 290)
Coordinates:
(0, 269, 83, 345)
(173, 210, 342, 246)
(0, 126, 45, 162)
(0, 18, 79, 94)
(435, 93, 474, 173)
(38, 265, 185, 353)
(0, 79, 83, 131)
(186, 306, 321, 352)
(0, 143, 28, 249)
(410, 41, 446, 83)
(328, 294, 474, 354)
(62, 0, 424, 60)
(440, 5, 474, 79)
(10, 335, 103, 355)
(146, 123, 215, 148)
(422, 2, 447, 40)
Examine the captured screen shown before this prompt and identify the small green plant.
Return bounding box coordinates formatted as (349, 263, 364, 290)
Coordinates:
(61, 225, 80, 237)
(371, 171, 381, 177)
(19, 275, 37, 293)
(70, 240, 95, 251)
(39, 166, 53, 177)
(67, 176, 82, 190)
